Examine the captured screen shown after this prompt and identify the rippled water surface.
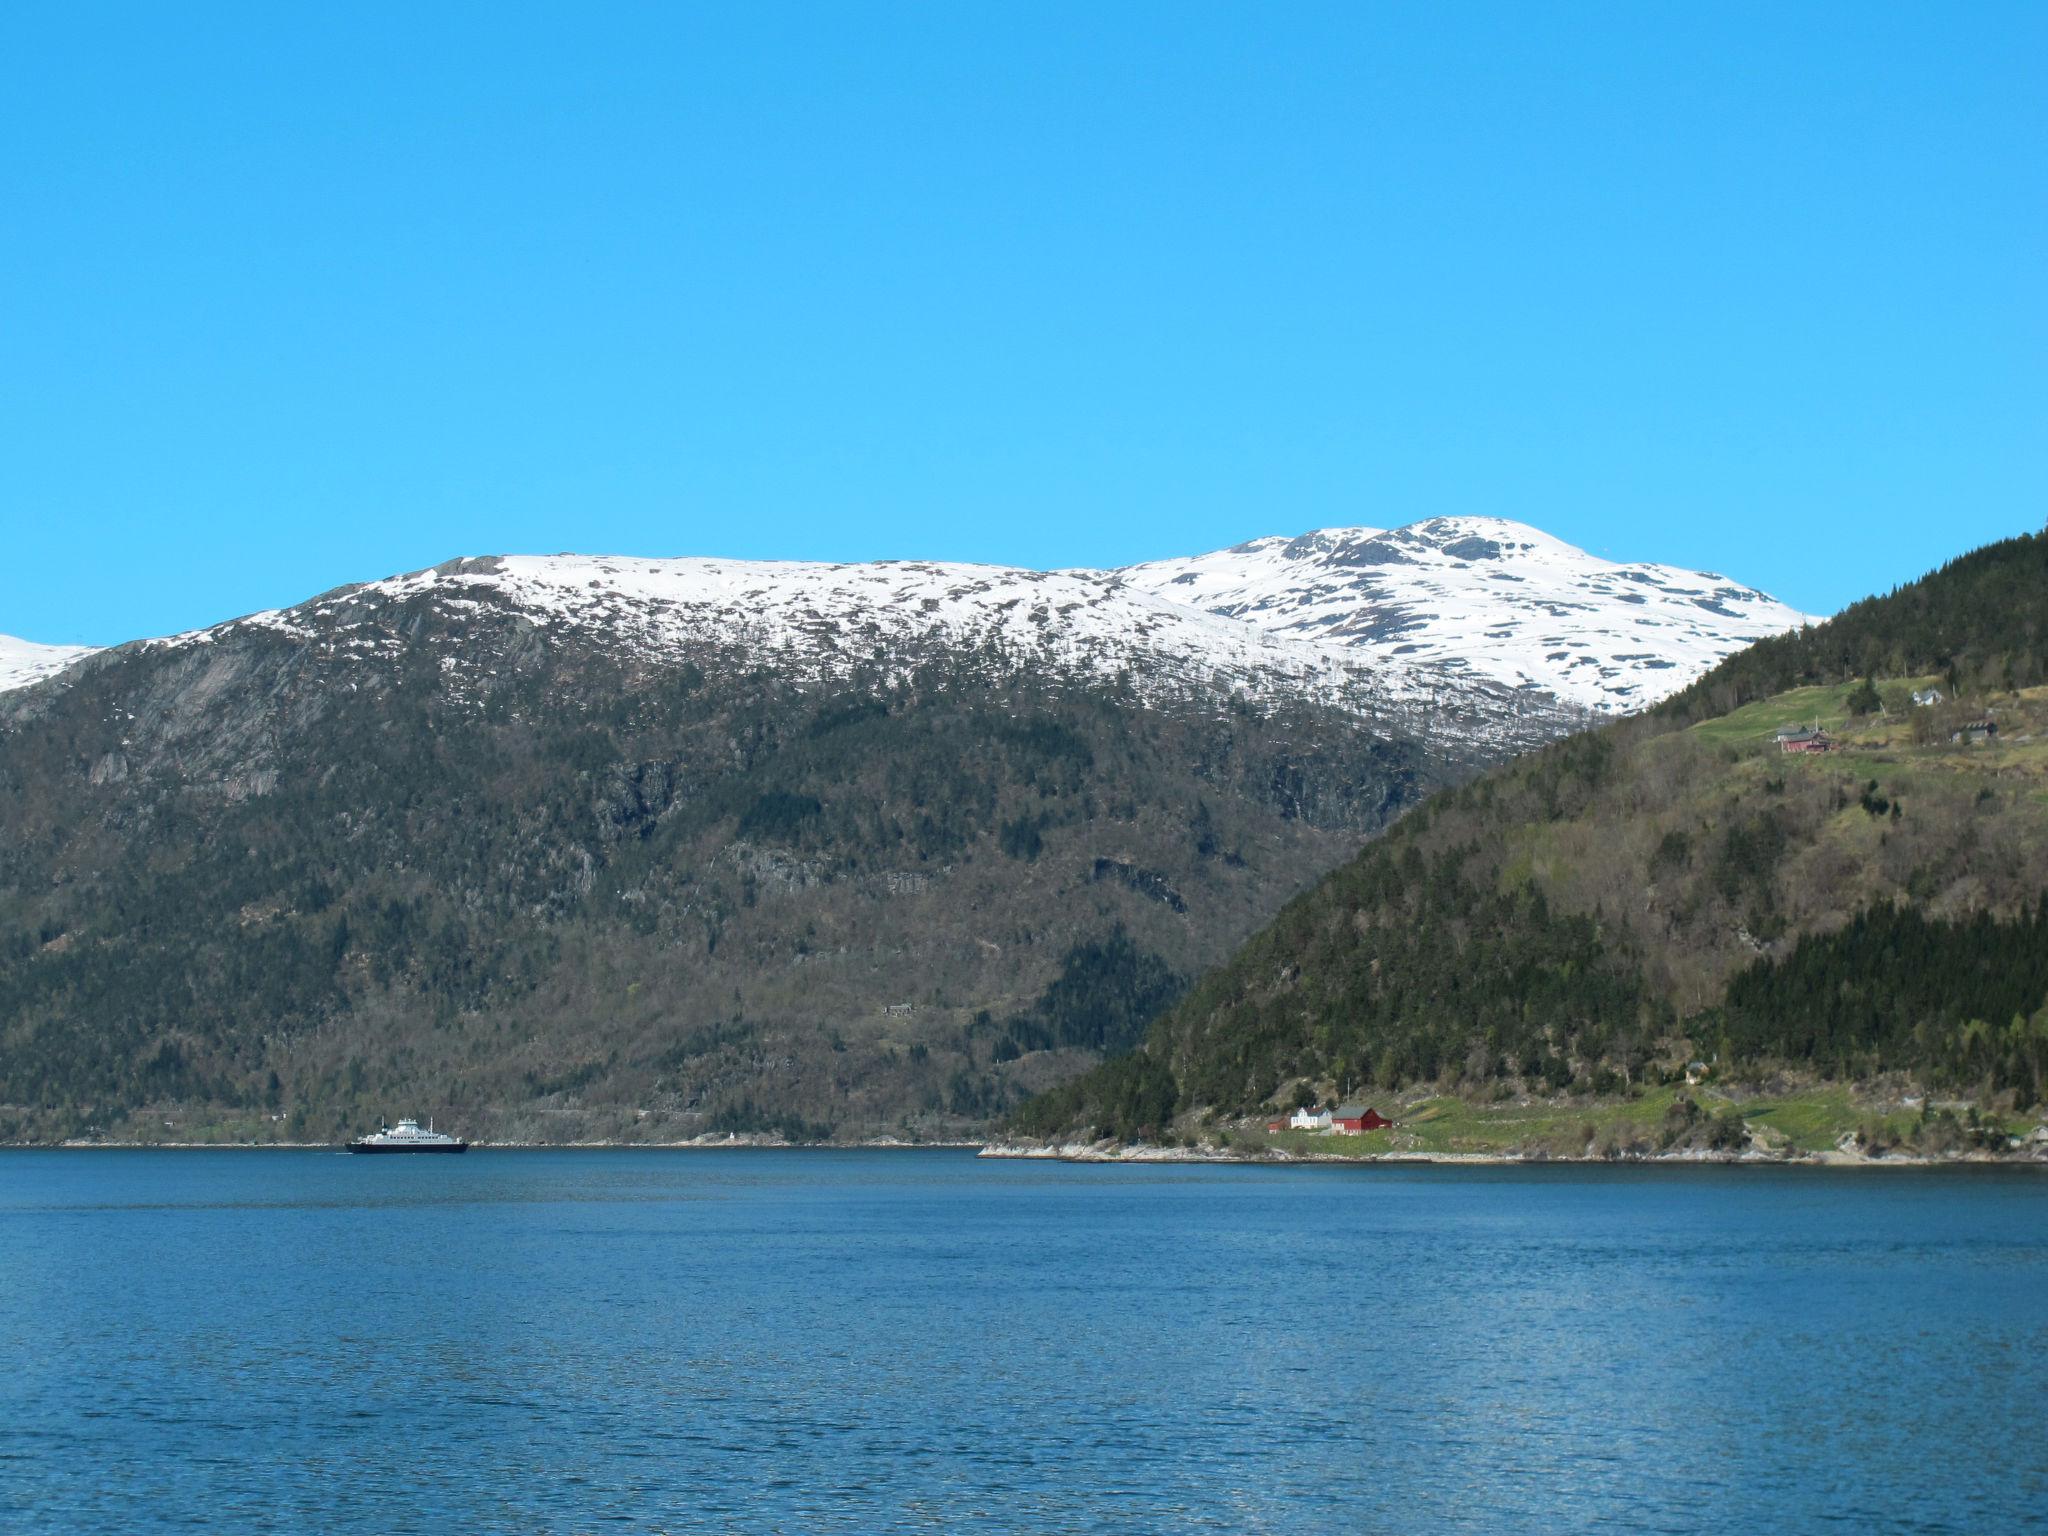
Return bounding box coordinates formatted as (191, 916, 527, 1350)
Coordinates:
(2, 1150, 2043, 1532)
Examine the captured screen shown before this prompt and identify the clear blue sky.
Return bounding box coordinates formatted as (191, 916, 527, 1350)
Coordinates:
(3, 2, 2042, 645)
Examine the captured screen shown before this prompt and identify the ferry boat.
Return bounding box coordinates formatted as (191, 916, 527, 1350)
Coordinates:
(347, 1117, 468, 1154)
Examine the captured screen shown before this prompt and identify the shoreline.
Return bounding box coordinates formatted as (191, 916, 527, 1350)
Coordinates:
(13, 1135, 988, 1152)
(975, 1139, 2048, 1170)
(8, 1136, 2042, 1168)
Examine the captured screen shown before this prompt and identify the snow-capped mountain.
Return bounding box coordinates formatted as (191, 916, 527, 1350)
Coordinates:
(1116, 516, 1817, 713)
(0, 517, 1816, 1142)
(144, 551, 1579, 758)
(5, 517, 1811, 725)
(0, 633, 97, 693)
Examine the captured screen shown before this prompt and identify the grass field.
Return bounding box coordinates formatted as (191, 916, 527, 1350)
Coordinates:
(1688, 681, 1872, 746)
(1237, 1082, 2035, 1160)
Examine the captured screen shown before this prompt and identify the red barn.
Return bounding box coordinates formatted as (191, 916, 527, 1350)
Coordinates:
(1331, 1105, 1392, 1133)
(1775, 727, 1833, 754)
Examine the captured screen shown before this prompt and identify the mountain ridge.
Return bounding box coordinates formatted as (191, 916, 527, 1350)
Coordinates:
(1116, 515, 1817, 712)
(0, 634, 96, 693)
(5, 517, 1815, 730)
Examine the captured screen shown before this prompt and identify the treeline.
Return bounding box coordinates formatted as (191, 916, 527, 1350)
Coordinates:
(1662, 528, 2048, 722)
(992, 929, 1184, 1060)
(1154, 839, 1664, 1109)
(1018, 882, 2048, 1141)
(705, 1098, 837, 1143)
(1011, 1052, 1177, 1142)
(1714, 901, 2048, 1106)
(1012, 831, 1666, 1140)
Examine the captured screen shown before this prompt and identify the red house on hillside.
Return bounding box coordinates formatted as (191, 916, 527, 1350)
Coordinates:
(1775, 727, 1833, 755)
(1331, 1106, 1393, 1134)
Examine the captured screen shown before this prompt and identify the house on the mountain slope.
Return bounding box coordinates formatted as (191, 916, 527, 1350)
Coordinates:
(1951, 718, 1998, 745)
(1912, 687, 1944, 707)
(1775, 726, 1833, 754)
(1331, 1106, 1393, 1134)
(1288, 1107, 1333, 1131)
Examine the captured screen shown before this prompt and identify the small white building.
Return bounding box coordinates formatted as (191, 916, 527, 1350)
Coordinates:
(1289, 1107, 1333, 1131)
(1912, 687, 1944, 707)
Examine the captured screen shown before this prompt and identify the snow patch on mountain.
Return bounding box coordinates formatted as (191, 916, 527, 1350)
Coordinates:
(183, 553, 1569, 756)
(1117, 516, 1818, 712)
(103, 516, 1807, 746)
(0, 633, 97, 693)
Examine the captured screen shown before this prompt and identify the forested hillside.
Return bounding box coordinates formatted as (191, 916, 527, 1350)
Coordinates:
(1019, 529, 2048, 1141)
(1662, 529, 2047, 722)
(0, 576, 1450, 1144)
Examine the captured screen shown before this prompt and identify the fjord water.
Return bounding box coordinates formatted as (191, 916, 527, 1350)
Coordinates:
(2, 1152, 2041, 1533)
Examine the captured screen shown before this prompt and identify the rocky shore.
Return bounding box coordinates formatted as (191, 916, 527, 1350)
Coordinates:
(977, 1136, 2048, 1168)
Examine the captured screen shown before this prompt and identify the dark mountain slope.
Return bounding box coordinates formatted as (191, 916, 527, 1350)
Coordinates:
(0, 577, 1456, 1143)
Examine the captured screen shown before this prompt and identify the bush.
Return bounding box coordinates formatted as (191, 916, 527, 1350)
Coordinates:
(1706, 1110, 1749, 1151)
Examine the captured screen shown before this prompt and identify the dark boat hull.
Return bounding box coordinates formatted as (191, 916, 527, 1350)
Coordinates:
(347, 1142, 468, 1154)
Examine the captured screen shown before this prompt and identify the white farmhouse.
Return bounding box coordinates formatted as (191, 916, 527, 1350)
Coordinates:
(1288, 1107, 1333, 1131)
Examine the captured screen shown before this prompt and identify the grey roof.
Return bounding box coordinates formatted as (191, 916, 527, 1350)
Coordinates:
(1332, 1104, 1378, 1118)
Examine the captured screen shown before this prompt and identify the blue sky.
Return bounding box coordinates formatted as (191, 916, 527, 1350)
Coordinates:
(3, 2, 2042, 645)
